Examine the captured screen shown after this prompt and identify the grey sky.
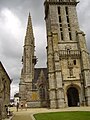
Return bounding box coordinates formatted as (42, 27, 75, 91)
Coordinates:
(0, 0, 90, 98)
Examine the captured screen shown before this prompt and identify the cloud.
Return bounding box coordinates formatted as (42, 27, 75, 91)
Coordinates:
(34, 25, 47, 67)
(77, 0, 90, 51)
(0, 8, 21, 37)
(0, 8, 24, 56)
(0, 8, 23, 96)
(10, 83, 19, 98)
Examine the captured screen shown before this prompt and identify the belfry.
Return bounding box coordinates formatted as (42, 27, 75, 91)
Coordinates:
(19, 0, 90, 108)
(44, 0, 90, 108)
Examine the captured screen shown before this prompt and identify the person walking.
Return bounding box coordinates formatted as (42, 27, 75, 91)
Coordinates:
(16, 102, 19, 112)
(25, 102, 27, 110)
(21, 102, 23, 110)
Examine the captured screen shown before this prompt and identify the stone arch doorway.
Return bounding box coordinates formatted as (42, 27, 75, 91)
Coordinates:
(67, 87, 79, 107)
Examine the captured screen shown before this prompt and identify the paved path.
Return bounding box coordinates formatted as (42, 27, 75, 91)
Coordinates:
(10, 107, 90, 120)
(11, 107, 35, 120)
(12, 111, 33, 120)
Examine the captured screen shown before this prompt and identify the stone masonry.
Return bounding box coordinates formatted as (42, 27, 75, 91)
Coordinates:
(19, 13, 48, 108)
(0, 61, 11, 119)
(19, 13, 40, 107)
(44, 0, 90, 108)
(19, 0, 90, 109)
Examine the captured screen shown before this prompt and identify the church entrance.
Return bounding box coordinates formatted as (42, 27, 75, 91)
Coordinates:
(67, 87, 79, 107)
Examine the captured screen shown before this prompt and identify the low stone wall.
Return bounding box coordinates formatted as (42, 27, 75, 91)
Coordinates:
(27, 101, 41, 108)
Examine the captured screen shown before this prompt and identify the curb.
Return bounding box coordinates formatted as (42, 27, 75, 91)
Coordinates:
(3, 115, 14, 120)
(31, 114, 36, 120)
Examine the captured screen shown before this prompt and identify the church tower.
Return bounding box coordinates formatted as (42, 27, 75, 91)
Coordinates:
(44, 0, 90, 108)
(19, 13, 37, 106)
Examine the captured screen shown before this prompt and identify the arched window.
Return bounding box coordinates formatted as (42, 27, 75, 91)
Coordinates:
(39, 86, 46, 100)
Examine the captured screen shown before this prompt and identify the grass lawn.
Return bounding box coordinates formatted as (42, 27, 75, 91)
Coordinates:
(34, 111, 90, 120)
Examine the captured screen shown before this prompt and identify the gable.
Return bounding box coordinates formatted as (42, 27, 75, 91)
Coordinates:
(0, 61, 11, 83)
(33, 68, 47, 83)
(32, 68, 48, 89)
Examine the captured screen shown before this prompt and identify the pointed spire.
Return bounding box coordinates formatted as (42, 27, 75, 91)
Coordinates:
(27, 12, 32, 27)
(22, 12, 35, 77)
(25, 12, 34, 46)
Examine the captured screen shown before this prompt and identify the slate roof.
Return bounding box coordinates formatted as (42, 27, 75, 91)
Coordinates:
(0, 61, 11, 83)
(32, 68, 48, 89)
(33, 68, 48, 83)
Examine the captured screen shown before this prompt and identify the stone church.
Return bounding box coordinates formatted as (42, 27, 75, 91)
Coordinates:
(19, 0, 90, 108)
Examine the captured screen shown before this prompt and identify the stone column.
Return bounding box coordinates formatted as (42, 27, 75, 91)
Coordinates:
(47, 32, 57, 108)
(52, 32, 65, 108)
(77, 31, 90, 106)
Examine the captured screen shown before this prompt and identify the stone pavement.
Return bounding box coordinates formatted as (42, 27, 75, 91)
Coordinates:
(5, 107, 90, 120)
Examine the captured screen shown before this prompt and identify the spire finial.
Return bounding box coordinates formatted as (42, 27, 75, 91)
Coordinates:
(27, 12, 32, 26)
(29, 12, 31, 18)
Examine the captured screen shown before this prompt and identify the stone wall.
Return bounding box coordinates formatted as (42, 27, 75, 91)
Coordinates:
(0, 62, 11, 119)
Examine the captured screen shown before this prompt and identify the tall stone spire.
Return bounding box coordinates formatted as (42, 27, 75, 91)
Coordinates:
(21, 12, 35, 82)
(19, 13, 37, 104)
